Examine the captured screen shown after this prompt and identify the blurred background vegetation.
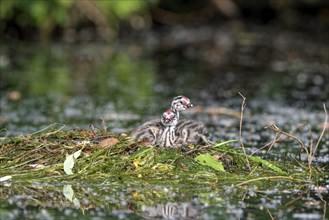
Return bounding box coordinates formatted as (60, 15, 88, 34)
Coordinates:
(1, 0, 328, 41)
(0, 0, 155, 41)
(0, 0, 328, 135)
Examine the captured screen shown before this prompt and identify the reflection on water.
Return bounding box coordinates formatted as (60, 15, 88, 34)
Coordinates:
(63, 185, 80, 209)
(139, 202, 205, 219)
(0, 182, 328, 220)
(1, 44, 157, 136)
(1, 43, 155, 109)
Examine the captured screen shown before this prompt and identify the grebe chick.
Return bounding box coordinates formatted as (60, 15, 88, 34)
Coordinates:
(161, 109, 178, 127)
(171, 96, 212, 145)
(174, 119, 212, 146)
(130, 96, 193, 145)
(157, 109, 178, 147)
(171, 95, 193, 119)
(129, 118, 162, 145)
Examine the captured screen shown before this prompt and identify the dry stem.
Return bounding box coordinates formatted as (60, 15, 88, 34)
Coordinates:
(238, 92, 251, 171)
(264, 103, 328, 175)
(311, 103, 328, 163)
(236, 176, 303, 186)
(252, 123, 304, 158)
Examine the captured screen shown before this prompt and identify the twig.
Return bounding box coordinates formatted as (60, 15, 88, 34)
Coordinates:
(311, 103, 328, 164)
(262, 104, 327, 175)
(238, 92, 251, 171)
(251, 132, 281, 156)
(101, 117, 108, 132)
(265, 124, 308, 155)
(316, 193, 327, 220)
(308, 124, 314, 168)
(267, 132, 280, 153)
(266, 208, 275, 220)
(252, 124, 304, 156)
(236, 176, 303, 186)
(184, 145, 211, 155)
(265, 124, 317, 176)
(265, 125, 306, 149)
(31, 123, 65, 136)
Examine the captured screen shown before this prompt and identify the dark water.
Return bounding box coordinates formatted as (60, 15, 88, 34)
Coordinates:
(1, 26, 328, 219)
(1, 182, 328, 220)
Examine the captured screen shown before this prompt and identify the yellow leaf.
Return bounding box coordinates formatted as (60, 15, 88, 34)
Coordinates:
(133, 157, 141, 169)
(132, 191, 140, 200)
(187, 144, 194, 150)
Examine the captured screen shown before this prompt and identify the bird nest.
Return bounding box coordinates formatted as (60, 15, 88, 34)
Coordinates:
(0, 126, 324, 187)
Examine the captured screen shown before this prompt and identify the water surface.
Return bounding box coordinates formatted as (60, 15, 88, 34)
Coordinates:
(1, 26, 328, 219)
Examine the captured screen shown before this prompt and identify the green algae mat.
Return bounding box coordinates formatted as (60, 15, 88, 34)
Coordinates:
(0, 127, 325, 186)
(1, 126, 328, 219)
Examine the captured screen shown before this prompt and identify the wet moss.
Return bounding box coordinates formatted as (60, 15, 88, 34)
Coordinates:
(0, 127, 327, 218)
(0, 128, 324, 186)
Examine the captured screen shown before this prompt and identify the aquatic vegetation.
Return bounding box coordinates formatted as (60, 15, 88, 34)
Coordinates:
(0, 108, 327, 219)
(0, 0, 155, 40)
(0, 125, 325, 186)
(0, 102, 327, 219)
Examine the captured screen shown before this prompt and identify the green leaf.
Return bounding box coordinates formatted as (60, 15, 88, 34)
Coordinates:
(63, 154, 74, 175)
(73, 150, 81, 159)
(211, 143, 288, 175)
(195, 153, 225, 172)
(63, 150, 81, 175)
(248, 155, 288, 175)
(131, 147, 152, 159)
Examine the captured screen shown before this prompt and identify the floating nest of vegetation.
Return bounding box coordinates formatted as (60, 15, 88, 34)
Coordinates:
(0, 103, 327, 217)
(0, 124, 326, 187)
